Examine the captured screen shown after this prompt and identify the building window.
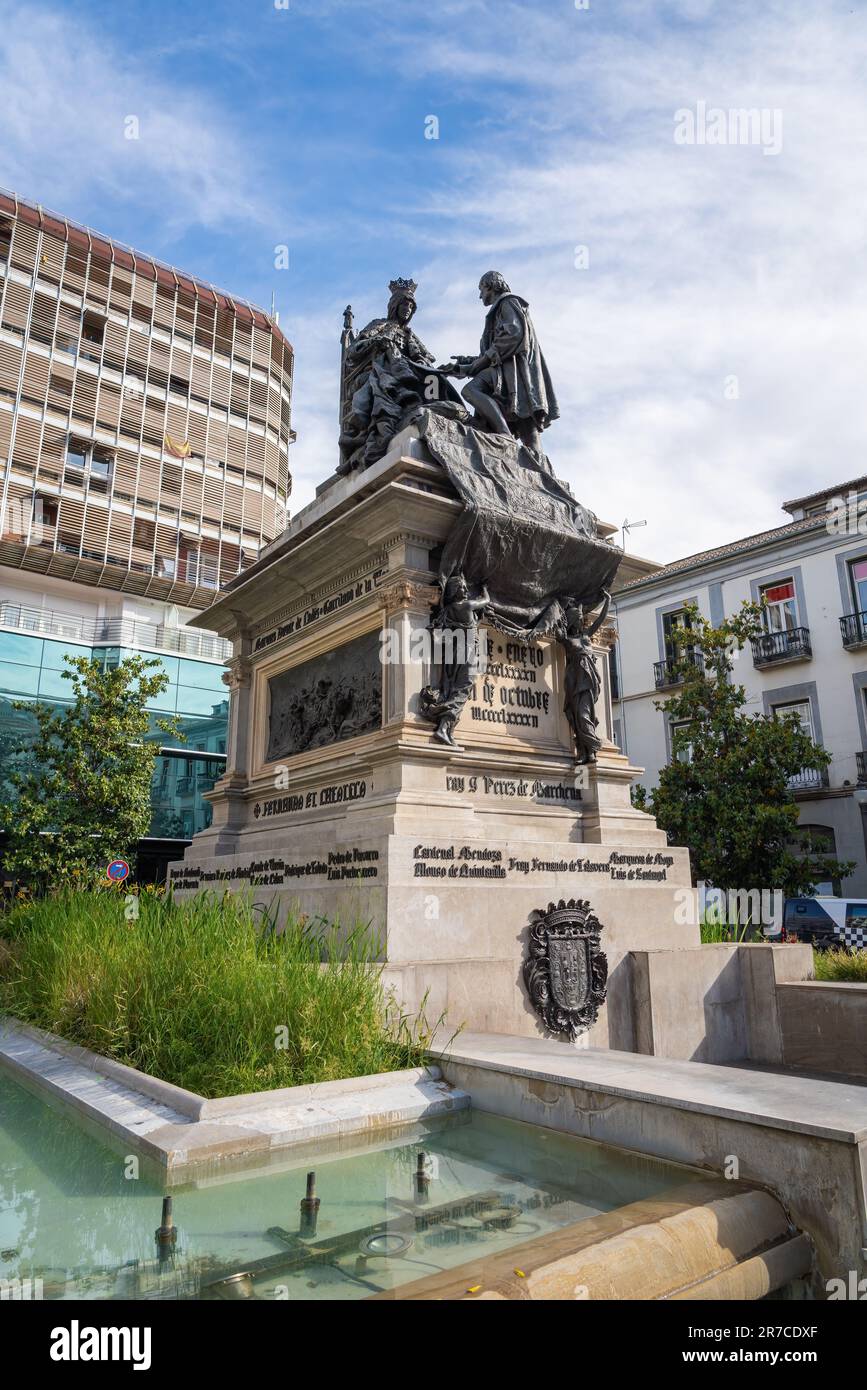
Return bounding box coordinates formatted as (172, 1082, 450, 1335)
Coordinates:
(66, 443, 88, 471)
(760, 578, 798, 633)
(859, 689, 867, 749)
(662, 609, 690, 659)
(90, 453, 112, 480)
(849, 558, 867, 614)
(772, 699, 823, 791)
(32, 497, 57, 543)
(65, 440, 114, 489)
(89, 451, 114, 493)
(181, 543, 219, 588)
(670, 719, 693, 763)
(773, 698, 814, 740)
(608, 647, 619, 700)
(787, 824, 839, 896)
(81, 312, 105, 357)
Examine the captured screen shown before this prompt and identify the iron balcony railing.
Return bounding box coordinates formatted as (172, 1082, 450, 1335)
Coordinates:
(653, 650, 704, 690)
(787, 767, 827, 793)
(840, 612, 867, 649)
(0, 601, 230, 662)
(750, 626, 812, 667)
(857, 752, 867, 786)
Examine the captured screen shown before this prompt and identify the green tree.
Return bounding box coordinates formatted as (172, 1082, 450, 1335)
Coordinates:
(644, 601, 853, 898)
(1, 655, 180, 886)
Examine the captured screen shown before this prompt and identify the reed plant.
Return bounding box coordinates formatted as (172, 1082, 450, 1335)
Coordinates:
(699, 913, 752, 944)
(0, 888, 440, 1097)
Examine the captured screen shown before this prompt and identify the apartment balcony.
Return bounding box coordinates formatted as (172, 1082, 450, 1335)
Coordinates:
(856, 752, 867, 786)
(840, 612, 867, 650)
(787, 766, 828, 794)
(0, 601, 230, 663)
(750, 626, 812, 668)
(653, 650, 704, 690)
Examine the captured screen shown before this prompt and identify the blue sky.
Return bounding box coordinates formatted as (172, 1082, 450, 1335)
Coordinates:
(2, 0, 866, 558)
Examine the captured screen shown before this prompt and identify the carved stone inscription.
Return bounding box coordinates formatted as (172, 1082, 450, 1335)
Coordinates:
(253, 567, 385, 654)
(466, 635, 560, 742)
(412, 846, 674, 881)
(170, 846, 381, 892)
(267, 629, 382, 760)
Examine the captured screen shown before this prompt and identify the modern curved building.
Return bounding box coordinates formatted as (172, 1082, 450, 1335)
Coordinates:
(0, 189, 294, 875)
(0, 188, 293, 597)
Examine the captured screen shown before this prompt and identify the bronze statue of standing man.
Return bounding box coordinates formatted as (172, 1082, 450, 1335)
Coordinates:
(438, 271, 559, 457)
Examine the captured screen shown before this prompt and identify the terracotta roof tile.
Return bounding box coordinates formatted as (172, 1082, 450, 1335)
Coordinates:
(782, 476, 867, 512)
(620, 513, 827, 591)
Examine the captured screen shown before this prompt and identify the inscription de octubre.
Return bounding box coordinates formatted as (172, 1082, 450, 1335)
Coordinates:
(465, 635, 560, 740)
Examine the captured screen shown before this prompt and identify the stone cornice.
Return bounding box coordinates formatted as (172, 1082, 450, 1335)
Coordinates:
(250, 553, 388, 638)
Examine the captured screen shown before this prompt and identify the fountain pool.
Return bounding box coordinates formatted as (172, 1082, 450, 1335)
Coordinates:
(0, 1072, 711, 1300)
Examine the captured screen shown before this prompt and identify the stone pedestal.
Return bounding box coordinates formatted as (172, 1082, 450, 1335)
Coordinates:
(169, 426, 698, 1047)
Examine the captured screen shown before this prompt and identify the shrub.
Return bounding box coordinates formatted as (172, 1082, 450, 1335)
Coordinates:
(813, 947, 867, 983)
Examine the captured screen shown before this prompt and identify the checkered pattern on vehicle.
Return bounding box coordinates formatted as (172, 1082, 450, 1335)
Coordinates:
(838, 923, 867, 950)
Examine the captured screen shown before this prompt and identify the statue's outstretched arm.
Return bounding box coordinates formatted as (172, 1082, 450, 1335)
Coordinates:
(470, 584, 491, 613)
(586, 590, 611, 637)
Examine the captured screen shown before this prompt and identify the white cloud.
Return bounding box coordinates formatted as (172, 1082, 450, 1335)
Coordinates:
(3, 0, 866, 567)
(288, 0, 867, 563)
(0, 2, 273, 237)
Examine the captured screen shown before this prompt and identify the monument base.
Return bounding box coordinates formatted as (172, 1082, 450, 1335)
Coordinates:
(170, 424, 698, 1050)
(171, 819, 694, 1048)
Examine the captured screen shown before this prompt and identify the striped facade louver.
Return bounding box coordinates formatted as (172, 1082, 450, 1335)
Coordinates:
(0, 189, 294, 606)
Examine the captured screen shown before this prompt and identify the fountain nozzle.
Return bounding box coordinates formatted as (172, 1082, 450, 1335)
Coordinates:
(416, 1151, 431, 1202)
(299, 1170, 321, 1238)
(155, 1195, 177, 1262)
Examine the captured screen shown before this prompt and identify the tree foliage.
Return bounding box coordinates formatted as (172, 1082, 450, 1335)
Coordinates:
(1, 655, 178, 885)
(643, 601, 853, 896)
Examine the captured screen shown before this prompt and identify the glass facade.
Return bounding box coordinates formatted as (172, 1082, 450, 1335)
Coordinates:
(0, 628, 227, 840)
